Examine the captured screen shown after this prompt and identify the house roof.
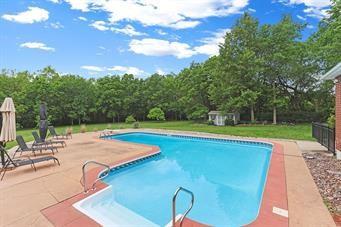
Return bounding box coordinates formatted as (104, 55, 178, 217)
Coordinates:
(321, 62, 341, 80)
(208, 111, 222, 115)
(208, 111, 238, 115)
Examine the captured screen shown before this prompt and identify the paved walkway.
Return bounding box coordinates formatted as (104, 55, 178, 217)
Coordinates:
(0, 129, 336, 227)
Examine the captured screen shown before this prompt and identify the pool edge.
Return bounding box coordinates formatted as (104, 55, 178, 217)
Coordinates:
(41, 132, 288, 227)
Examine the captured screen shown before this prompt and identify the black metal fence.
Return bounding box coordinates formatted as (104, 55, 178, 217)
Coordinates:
(312, 122, 335, 154)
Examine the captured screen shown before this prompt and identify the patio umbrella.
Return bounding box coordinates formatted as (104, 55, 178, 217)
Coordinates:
(0, 98, 16, 166)
(39, 102, 48, 141)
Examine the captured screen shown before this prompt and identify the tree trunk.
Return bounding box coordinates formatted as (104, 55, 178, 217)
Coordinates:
(78, 118, 81, 125)
(250, 105, 255, 122)
(112, 117, 115, 123)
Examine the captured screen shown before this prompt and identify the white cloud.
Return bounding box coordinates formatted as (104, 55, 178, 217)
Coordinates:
(129, 38, 195, 59)
(90, 21, 109, 31)
(279, 0, 330, 19)
(81, 65, 145, 76)
(155, 29, 167, 35)
(50, 21, 64, 29)
(20, 42, 55, 51)
(65, 0, 91, 12)
(303, 7, 329, 19)
(47, 0, 61, 3)
(78, 16, 87, 21)
(129, 28, 229, 58)
(296, 15, 306, 20)
(64, 0, 248, 29)
(2, 7, 49, 24)
(169, 20, 201, 29)
(81, 65, 105, 71)
(111, 24, 146, 36)
(107, 66, 145, 75)
(194, 28, 230, 56)
(248, 8, 256, 12)
(156, 68, 166, 75)
(307, 24, 314, 29)
(286, 0, 330, 8)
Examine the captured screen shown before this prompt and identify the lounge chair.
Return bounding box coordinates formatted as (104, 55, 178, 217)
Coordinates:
(14, 135, 56, 158)
(48, 126, 71, 140)
(0, 146, 60, 180)
(32, 131, 66, 148)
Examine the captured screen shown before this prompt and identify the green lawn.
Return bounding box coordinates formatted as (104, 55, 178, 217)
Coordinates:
(4, 121, 313, 149)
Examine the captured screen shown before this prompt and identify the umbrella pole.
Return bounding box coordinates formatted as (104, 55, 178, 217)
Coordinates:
(0, 142, 5, 166)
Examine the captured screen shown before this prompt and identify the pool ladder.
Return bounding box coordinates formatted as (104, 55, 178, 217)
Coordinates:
(81, 160, 111, 193)
(172, 187, 195, 227)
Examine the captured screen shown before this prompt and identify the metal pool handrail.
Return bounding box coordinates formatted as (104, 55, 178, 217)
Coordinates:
(172, 187, 195, 227)
(81, 160, 111, 193)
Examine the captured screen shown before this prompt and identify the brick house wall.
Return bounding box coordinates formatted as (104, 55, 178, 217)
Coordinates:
(336, 76, 341, 151)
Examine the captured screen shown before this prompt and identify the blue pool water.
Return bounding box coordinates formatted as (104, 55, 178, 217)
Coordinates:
(93, 133, 272, 226)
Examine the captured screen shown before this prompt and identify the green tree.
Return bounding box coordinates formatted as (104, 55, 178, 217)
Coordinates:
(147, 107, 165, 121)
(210, 13, 262, 122)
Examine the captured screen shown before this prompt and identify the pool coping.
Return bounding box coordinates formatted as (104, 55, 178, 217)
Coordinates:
(41, 131, 288, 227)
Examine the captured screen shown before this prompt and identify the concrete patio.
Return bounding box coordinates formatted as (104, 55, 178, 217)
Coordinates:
(0, 130, 336, 227)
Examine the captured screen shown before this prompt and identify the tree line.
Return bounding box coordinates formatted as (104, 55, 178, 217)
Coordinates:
(0, 1, 339, 128)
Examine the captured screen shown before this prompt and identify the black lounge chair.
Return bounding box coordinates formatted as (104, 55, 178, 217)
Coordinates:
(14, 135, 56, 158)
(0, 146, 60, 180)
(32, 131, 66, 148)
(48, 126, 71, 140)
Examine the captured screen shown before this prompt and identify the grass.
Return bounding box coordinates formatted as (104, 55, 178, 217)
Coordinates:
(4, 121, 313, 149)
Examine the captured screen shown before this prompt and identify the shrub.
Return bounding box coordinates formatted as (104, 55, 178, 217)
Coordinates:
(80, 124, 87, 133)
(207, 120, 214, 125)
(225, 118, 235, 126)
(125, 115, 136, 124)
(133, 121, 140, 129)
(327, 115, 335, 128)
(147, 107, 165, 121)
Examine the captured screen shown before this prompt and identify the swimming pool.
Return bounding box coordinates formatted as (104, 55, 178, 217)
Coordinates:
(74, 132, 273, 226)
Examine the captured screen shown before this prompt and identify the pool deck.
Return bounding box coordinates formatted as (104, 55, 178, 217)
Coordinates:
(0, 129, 336, 227)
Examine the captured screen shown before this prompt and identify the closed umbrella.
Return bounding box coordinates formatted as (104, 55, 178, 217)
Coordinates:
(0, 98, 16, 166)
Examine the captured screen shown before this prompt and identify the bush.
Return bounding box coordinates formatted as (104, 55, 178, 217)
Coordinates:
(207, 120, 214, 125)
(80, 124, 87, 133)
(327, 115, 335, 128)
(147, 107, 165, 121)
(225, 118, 235, 126)
(133, 121, 140, 129)
(125, 115, 136, 124)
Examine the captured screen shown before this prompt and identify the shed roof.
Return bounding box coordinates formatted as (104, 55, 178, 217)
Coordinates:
(321, 62, 341, 80)
(208, 111, 238, 115)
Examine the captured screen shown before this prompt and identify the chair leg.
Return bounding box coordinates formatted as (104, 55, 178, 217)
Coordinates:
(32, 162, 36, 171)
(1, 161, 10, 181)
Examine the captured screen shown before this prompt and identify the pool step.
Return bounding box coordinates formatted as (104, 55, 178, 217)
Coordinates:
(90, 202, 158, 227)
(73, 186, 158, 227)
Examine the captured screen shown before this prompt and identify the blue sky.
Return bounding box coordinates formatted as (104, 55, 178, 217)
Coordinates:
(0, 0, 331, 78)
